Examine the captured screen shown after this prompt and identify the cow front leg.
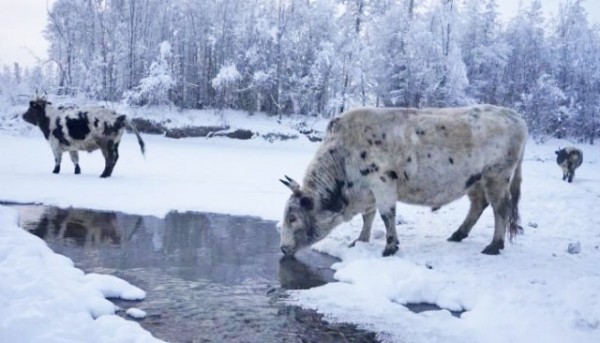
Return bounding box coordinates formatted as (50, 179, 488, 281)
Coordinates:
(52, 148, 62, 174)
(372, 184, 399, 256)
(349, 210, 376, 247)
(69, 151, 81, 174)
(381, 205, 399, 256)
(449, 183, 488, 242)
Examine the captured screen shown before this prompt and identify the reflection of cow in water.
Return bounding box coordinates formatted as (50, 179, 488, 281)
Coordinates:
(555, 147, 583, 183)
(26, 207, 121, 246)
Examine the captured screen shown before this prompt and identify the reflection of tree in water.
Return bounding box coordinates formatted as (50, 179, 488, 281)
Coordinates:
(25, 207, 122, 247)
(156, 211, 281, 283)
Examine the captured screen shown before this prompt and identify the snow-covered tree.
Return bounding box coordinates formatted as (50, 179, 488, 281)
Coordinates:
(124, 41, 175, 106)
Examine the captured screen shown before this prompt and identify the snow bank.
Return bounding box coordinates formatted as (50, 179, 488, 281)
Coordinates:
(0, 206, 162, 343)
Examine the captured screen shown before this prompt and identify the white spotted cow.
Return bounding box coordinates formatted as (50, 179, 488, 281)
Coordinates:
(280, 105, 528, 256)
(23, 97, 145, 178)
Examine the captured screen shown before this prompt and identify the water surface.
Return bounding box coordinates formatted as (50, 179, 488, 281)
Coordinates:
(8, 204, 380, 343)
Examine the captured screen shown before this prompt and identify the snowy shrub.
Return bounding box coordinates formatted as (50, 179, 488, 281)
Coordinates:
(124, 42, 175, 107)
(212, 63, 242, 109)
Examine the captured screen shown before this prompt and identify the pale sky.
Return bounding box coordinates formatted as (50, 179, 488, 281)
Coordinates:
(0, 0, 55, 68)
(0, 0, 598, 68)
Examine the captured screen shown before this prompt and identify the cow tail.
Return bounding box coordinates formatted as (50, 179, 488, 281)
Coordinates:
(126, 117, 146, 156)
(508, 158, 524, 241)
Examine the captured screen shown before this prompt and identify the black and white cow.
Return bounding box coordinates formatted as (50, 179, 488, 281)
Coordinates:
(555, 147, 583, 183)
(23, 97, 145, 178)
(280, 105, 528, 257)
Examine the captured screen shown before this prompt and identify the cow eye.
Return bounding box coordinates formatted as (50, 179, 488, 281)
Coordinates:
(289, 215, 297, 224)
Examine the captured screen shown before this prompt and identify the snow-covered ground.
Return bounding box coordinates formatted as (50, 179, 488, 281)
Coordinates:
(1, 111, 599, 342)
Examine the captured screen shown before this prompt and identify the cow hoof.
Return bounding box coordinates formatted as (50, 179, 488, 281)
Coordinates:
(52, 166, 60, 174)
(74, 165, 81, 174)
(349, 238, 368, 248)
(481, 241, 503, 255)
(448, 231, 468, 242)
(100, 173, 109, 178)
(382, 244, 399, 257)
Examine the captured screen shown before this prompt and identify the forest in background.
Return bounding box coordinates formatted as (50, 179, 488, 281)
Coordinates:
(1, 0, 599, 142)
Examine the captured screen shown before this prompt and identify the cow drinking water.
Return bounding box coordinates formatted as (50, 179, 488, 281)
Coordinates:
(280, 105, 528, 256)
(555, 147, 583, 183)
(23, 98, 145, 178)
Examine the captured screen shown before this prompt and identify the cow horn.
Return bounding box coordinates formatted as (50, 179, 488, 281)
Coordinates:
(280, 175, 301, 196)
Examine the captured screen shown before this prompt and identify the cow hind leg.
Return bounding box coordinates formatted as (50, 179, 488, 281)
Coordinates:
(567, 164, 575, 183)
(69, 151, 81, 174)
(100, 141, 118, 178)
(448, 184, 488, 242)
(481, 178, 511, 255)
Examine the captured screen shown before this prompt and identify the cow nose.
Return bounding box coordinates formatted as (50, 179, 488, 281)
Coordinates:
(281, 245, 294, 256)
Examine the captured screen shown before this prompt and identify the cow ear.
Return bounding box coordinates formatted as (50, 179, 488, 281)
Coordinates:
(299, 196, 314, 211)
(30, 101, 36, 108)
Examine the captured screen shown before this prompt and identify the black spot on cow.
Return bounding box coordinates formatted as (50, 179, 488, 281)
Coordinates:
(360, 151, 367, 159)
(360, 163, 379, 176)
(465, 173, 482, 189)
(39, 115, 50, 139)
(299, 196, 314, 211)
(386, 171, 398, 180)
(347, 181, 354, 188)
(427, 153, 431, 158)
(403, 171, 409, 180)
(66, 112, 91, 140)
(380, 176, 387, 183)
(94, 118, 99, 128)
(382, 133, 386, 140)
(367, 139, 373, 145)
(449, 157, 454, 164)
(52, 118, 70, 146)
(406, 157, 412, 163)
(440, 125, 446, 130)
(416, 129, 426, 136)
(321, 179, 347, 213)
(374, 140, 382, 145)
(103, 115, 126, 136)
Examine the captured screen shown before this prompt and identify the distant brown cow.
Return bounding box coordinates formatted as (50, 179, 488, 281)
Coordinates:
(555, 147, 583, 183)
(280, 105, 528, 257)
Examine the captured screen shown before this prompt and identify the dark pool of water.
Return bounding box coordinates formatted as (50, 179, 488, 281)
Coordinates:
(7, 203, 381, 343)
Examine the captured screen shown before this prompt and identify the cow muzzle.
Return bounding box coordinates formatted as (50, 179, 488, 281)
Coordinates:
(280, 245, 296, 256)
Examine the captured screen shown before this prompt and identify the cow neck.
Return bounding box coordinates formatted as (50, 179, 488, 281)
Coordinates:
(302, 148, 346, 207)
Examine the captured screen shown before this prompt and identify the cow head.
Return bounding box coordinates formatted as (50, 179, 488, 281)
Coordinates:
(279, 175, 347, 256)
(23, 98, 52, 125)
(555, 148, 567, 165)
